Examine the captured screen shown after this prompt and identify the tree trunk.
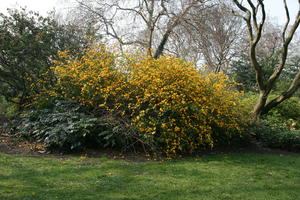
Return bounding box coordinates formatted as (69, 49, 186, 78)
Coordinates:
(153, 29, 172, 59)
(252, 91, 268, 120)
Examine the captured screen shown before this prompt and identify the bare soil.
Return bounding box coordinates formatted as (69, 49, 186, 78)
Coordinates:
(0, 133, 44, 155)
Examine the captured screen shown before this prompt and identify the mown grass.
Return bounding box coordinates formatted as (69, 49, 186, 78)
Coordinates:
(0, 153, 299, 200)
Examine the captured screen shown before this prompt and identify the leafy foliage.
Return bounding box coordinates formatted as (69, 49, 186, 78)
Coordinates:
(251, 122, 300, 152)
(14, 100, 148, 152)
(0, 96, 17, 118)
(0, 8, 98, 107)
(230, 53, 279, 92)
(243, 92, 300, 152)
(15, 100, 99, 152)
(272, 97, 300, 122)
(231, 58, 258, 92)
(45, 45, 248, 155)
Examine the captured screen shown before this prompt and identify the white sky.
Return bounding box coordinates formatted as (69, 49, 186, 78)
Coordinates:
(0, 0, 58, 15)
(0, 0, 299, 25)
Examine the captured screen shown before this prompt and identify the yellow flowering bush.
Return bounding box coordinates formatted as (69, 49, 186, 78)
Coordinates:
(50, 45, 247, 155)
(124, 55, 247, 154)
(51, 46, 126, 109)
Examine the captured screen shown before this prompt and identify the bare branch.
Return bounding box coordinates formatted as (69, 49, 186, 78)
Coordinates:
(115, 4, 148, 25)
(153, 0, 198, 58)
(282, 0, 290, 42)
(247, 0, 258, 30)
(232, 0, 250, 14)
(267, 7, 300, 89)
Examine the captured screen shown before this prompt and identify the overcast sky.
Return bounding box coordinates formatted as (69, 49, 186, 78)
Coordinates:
(0, 0, 299, 25)
(1, 0, 59, 15)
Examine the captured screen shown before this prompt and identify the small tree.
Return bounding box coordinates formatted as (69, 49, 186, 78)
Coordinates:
(232, 0, 300, 119)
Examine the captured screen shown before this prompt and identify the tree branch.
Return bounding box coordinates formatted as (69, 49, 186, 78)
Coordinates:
(282, 0, 290, 42)
(263, 68, 300, 114)
(266, 5, 300, 90)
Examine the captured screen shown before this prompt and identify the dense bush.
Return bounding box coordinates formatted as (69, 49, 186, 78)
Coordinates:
(251, 122, 300, 152)
(242, 92, 300, 152)
(15, 100, 99, 152)
(270, 97, 300, 123)
(0, 96, 17, 118)
(123, 55, 248, 154)
(43, 45, 248, 155)
(15, 100, 143, 152)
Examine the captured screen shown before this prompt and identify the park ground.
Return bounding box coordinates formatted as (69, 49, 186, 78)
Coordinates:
(1, 133, 300, 200)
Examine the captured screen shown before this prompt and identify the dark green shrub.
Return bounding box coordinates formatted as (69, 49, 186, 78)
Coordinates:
(14, 100, 150, 153)
(244, 94, 300, 152)
(262, 112, 294, 131)
(251, 122, 300, 152)
(0, 96, 18, 118)
(271, 97, 300, 122)
(279, 131, 300, 151)
(0, 9, 98, 107)
(15, 100, 99, 152)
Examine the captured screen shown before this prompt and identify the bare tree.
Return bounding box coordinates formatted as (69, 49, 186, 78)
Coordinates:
(194, 3, 243, 72)
(165, 2, 244, 72)
(74, 0, 211, 58)
(232, 0, 300, 119)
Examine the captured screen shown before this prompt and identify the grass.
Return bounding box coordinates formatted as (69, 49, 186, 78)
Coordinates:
(0, 153, 300, 200)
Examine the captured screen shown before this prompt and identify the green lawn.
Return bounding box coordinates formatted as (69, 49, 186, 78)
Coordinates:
(0, 153, 299, 200)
